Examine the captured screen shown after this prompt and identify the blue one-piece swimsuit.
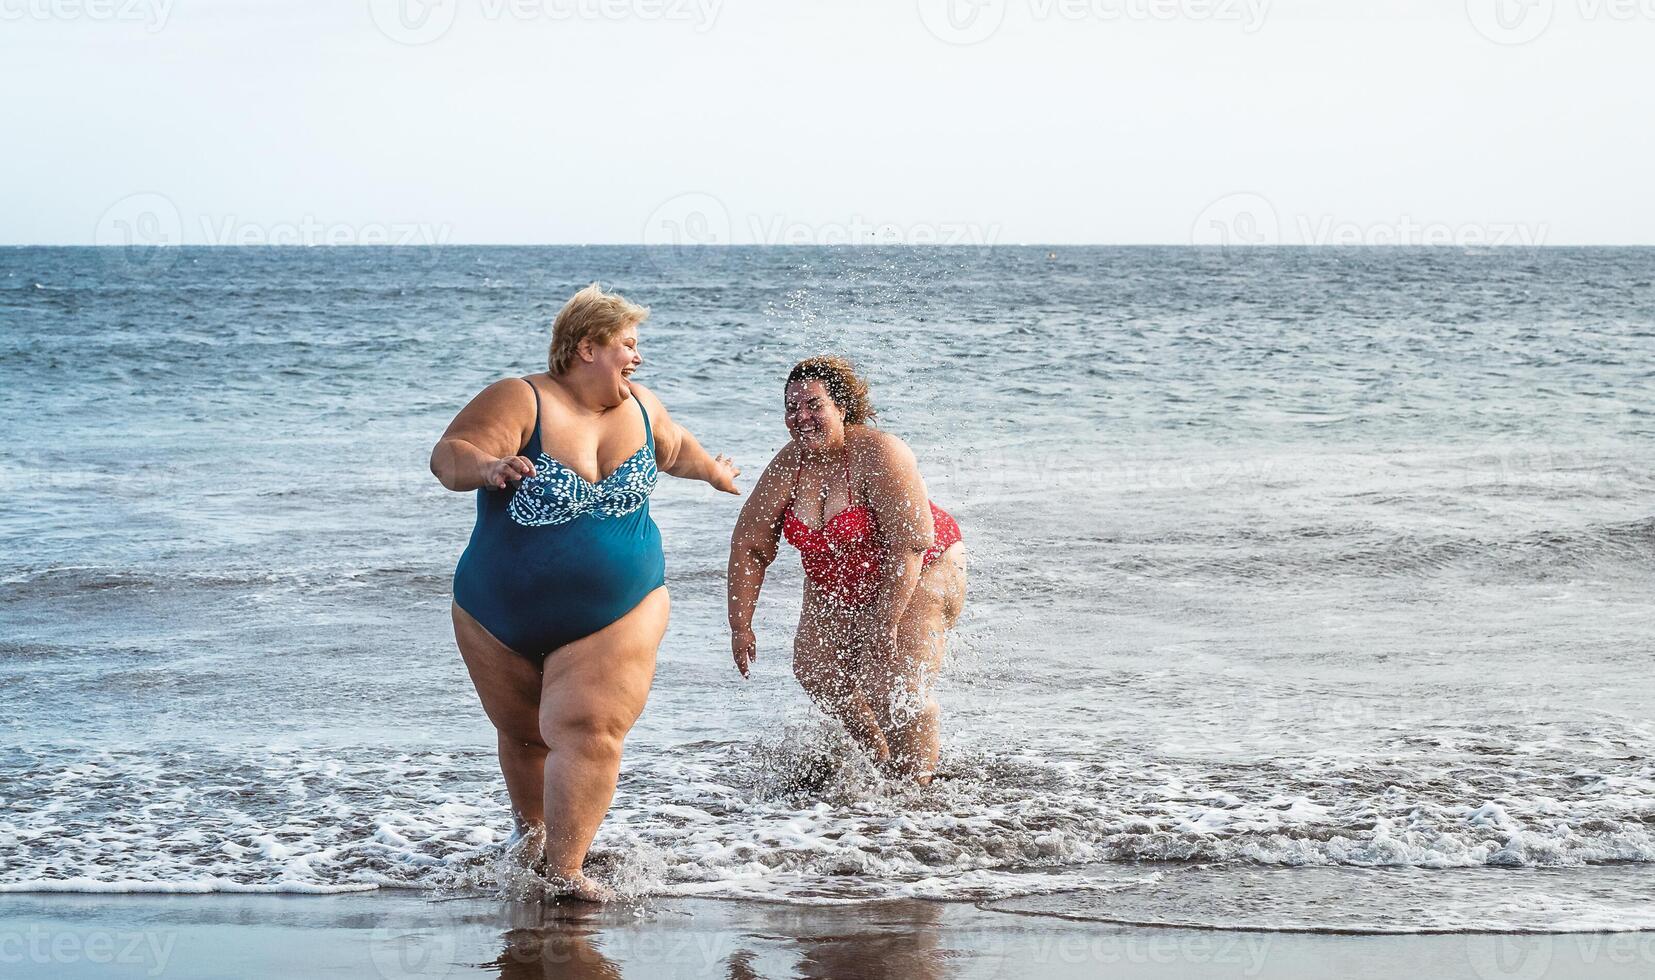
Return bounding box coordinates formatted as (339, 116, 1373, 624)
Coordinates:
(453, 378, 665, 660)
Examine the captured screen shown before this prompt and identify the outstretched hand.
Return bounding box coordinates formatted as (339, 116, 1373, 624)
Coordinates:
(708, 454, 742, 495)
(732, 627, 757, 678)
(481, 455, 536, 490)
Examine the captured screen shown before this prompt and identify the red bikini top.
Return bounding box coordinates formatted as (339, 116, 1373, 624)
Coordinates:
(780, 447, 964, 605)
(781, 449, 881, 603)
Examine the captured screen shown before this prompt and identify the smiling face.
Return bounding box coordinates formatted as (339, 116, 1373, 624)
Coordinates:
(785, 379, 846, 451)
(581, 323, 642, 400)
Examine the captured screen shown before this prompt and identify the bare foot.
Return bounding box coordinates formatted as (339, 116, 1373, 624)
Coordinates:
(875, 754, 946, 787)
(875, 753, 936, 786)
(500, 823, 547, 872)
(545, 871, 615, 903)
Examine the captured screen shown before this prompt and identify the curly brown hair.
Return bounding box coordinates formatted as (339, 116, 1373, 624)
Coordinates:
(787, 356, 876, 425)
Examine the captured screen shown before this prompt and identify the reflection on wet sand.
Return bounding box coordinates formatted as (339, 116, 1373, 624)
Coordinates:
(484, 902, 623, 980)
(477, 899, 952, 980)
(781, 901, 946, 980)
(480, 898, 953, 980)
(723, 948, 761, 980)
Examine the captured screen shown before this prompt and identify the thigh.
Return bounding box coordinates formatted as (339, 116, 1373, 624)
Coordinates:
(924, 543, 967, 631)
(539, 587, 669, 738)
(885, 543, 968, 681)
(453, 602, 545, 746)
(793, 596, 862, 690)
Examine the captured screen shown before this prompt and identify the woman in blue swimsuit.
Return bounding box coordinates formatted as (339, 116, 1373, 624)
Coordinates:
(431, 283, 740, 901)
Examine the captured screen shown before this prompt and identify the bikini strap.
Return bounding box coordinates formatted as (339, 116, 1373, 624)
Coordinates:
(521, 377, 542, 456)
(787, 442, 855, 512)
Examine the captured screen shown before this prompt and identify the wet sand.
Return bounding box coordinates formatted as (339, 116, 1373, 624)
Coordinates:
(3, 891, 1654, 979)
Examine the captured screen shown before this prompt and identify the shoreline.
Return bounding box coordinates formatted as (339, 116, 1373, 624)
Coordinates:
(4, 891, 1654, 979)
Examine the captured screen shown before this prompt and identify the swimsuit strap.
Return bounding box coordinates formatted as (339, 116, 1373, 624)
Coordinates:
(843, 448, 855, 509)
(522, 378, 648, 463)
(521, 377, 542, 456)
(635, 391, 655, 457)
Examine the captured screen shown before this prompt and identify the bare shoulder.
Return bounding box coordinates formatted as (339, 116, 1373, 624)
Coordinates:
(440, 376, 537, 453)
(459, 375, 537, 422)
(851, 427, 918, 473)
(736, 442, 799, 526)
(755, 441, 800, 486)
(484, 375, 537, 401)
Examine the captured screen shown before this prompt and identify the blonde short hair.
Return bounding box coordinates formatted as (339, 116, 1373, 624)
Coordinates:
(547, 283, 649, 374)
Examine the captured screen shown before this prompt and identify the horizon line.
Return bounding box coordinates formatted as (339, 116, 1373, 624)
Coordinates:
(7, 243, 1655, 250)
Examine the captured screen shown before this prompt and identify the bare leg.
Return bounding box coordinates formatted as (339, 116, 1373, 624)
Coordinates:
(453, 602, 548, 831)
(793, 602, 891, 764)
(538, 587, 669, 900)
(866, 545, 967, 781)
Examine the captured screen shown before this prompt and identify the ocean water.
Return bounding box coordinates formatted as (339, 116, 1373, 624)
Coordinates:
(2, 245, 1653, 933)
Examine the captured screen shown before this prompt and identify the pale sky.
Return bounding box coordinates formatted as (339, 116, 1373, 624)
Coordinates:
(4, 0, 1652, 245)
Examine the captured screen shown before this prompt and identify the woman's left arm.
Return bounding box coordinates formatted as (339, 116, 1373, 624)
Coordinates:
(629, 383, 741, 494)
(865, 434, 937, 639)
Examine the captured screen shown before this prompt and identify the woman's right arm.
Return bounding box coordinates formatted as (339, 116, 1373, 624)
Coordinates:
(727, 446, 795, 678)
(429, 380, 537, 492)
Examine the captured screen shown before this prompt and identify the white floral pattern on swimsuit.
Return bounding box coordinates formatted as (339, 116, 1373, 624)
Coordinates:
(507, 445, 659, 527)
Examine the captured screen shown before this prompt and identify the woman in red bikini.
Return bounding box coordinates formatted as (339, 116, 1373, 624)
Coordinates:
(727, 356, 966, 783)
